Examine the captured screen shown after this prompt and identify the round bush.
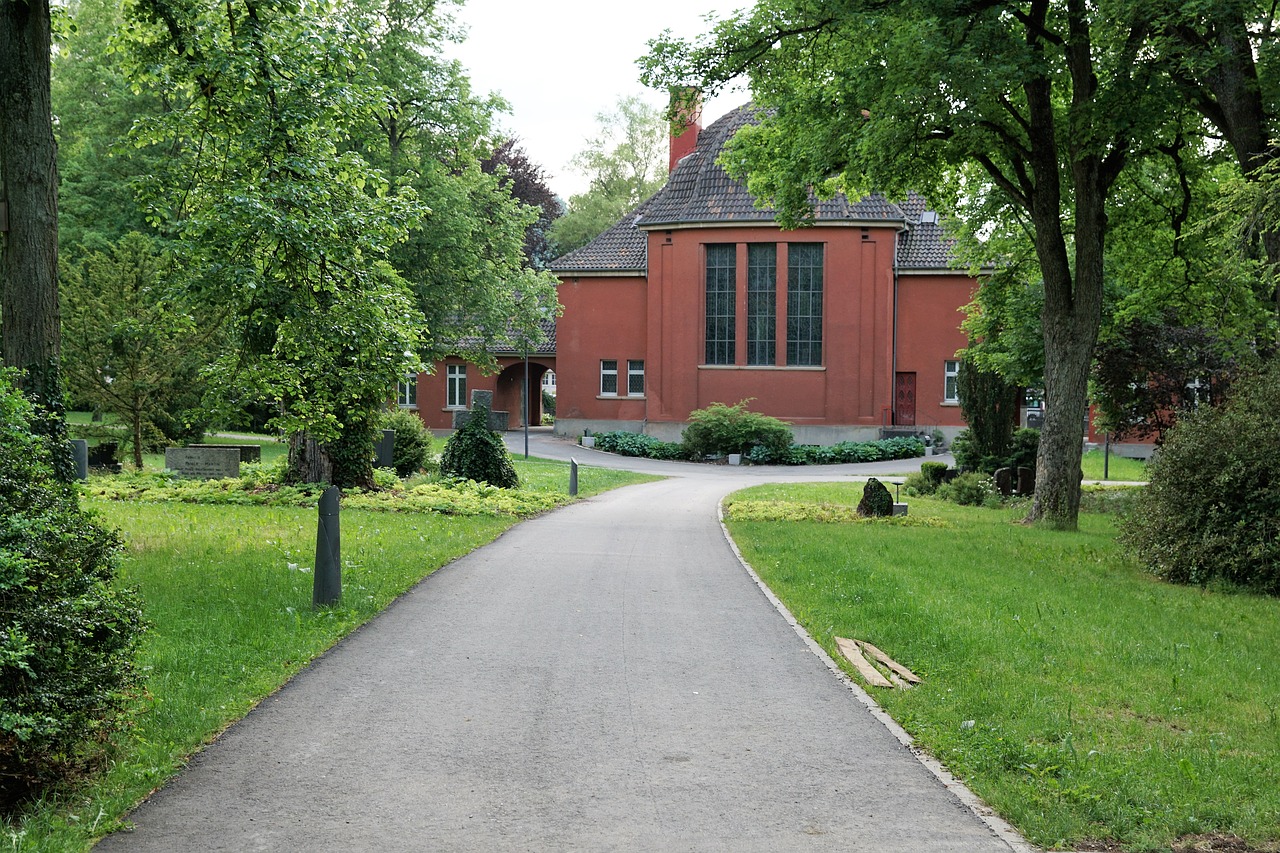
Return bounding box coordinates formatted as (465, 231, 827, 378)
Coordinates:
(0, 370, 144, 804)
(1120, 361, 1280, 593)
(937, 472, 1002, 507)
(380, 409, 432, 477)
(439, 403, 519, 489)
(681, 400, 793, 458)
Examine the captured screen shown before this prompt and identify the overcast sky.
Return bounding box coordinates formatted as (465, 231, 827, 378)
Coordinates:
(444, 0, 750, 199)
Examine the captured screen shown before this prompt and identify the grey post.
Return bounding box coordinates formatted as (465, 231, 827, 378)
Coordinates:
(313, 486, 341, 608)
(569, 457, 578, 497)
(71, 439, 88, 481)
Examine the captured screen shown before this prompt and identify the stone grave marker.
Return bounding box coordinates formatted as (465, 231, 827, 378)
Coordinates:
(165, 446, 242, 479)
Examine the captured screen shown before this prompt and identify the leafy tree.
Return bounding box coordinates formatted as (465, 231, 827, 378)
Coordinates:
(51, 0, 163, 254)
(548, 95, 668, 256)
(480, 138, 562, 270)
(60, 233, 210, 467)
(0, 367, 143, 804)
(351, 0, 559, 367)
(121, 0, 425, 488)
(1151, 1, 1280, 288)
(1091, 314, 1242, 444)
(1, 0, 68, 470)
(643, 1, 1187, 529)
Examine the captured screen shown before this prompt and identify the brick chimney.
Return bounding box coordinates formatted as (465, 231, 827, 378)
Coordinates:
(668, 87, 703, 173)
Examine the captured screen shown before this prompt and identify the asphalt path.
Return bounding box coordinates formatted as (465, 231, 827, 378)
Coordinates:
(95, 431, 1033, 852)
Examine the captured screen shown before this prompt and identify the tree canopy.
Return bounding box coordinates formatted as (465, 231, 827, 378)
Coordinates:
(548, 95, 668, 257)
(642, 0, 1277, 529)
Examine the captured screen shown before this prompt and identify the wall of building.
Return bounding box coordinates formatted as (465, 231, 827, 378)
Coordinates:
(893, 272, 977, 430)
(553, 274, 649, 431)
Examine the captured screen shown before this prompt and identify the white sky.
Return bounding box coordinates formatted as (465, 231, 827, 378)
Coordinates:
(444, 0, 750, 199)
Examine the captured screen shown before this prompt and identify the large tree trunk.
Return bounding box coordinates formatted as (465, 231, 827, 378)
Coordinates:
(1, 0, 60, 388)
(287, 433, 334, 486)
(1, 0, 69, 477)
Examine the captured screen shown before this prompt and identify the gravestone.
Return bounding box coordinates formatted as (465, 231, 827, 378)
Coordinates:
(994, 467, 1015, 496)
(1017, 466, 1036, 496)
(87, 441, 122, 474)
(71, 439, 89, 480)
(195, 444, 261, 463)
(164, 446, 241, 479)
(375, 429, 395, 469)
(450, 389, 510, 431)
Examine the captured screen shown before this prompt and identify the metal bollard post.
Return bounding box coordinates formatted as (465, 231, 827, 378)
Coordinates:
(313, 486, 341, 608)
(569, 457, 578, 497)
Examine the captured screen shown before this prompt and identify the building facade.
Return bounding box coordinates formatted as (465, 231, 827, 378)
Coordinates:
(549, 105, 979, 445)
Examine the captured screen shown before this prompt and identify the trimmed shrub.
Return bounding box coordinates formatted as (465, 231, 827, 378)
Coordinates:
(1120, 361, 1280, 593)
(681, 400, 793, 458)
(937, 472, 1002, 507)
(0, 369, 144, 804)
(439, 402, 519, 488)
(380, 409, 432, 477)
(906, 461, 951, 496)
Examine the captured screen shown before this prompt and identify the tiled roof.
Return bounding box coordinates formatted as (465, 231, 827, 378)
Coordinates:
(449, 318, 557, 356)
(637, 105, 909, 227)
(548, 198, 652, 274)
(549, 105, 967, 274)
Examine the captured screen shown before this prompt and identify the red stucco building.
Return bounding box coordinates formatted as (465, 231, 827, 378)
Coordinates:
(406, 104, 980, 445)
(548, 105, 979, 445)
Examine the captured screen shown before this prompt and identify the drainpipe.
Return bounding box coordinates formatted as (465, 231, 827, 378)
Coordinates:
(891, 223, 907, 427)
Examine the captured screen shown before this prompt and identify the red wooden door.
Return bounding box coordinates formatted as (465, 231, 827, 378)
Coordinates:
(895, 372, 917, 425)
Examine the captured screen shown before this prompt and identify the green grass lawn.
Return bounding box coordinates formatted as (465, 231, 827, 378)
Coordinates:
(1081, 448, 1148, 481)
(723, 484, 1278, 852)
(3, 457, 654, 852)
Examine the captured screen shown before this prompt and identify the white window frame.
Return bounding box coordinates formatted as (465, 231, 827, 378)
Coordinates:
(944, 360, 960, 403)
(600, 360, 618, 396)
(627, 360, 645, 396)
(446, 364, 467, 409)
(397, 376, 418, 409)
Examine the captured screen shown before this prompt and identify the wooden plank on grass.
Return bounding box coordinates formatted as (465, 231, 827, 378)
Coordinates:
(835, 636, 893, 688)
(856, 640, 922, 684)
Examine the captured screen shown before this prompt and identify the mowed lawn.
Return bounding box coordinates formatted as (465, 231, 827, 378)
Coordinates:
(723, 484, 1279, 852)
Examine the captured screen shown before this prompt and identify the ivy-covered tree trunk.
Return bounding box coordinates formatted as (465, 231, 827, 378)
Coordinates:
(0, 0, 67, 471)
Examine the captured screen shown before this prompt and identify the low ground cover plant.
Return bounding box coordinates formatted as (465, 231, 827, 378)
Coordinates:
(723, 483, 1280, 852)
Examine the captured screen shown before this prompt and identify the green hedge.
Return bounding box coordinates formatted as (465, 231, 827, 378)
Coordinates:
(590, 431, 924, 466)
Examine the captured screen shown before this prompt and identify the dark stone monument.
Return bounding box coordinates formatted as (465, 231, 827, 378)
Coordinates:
(1017, 466, 1036, 496)
(195, 444, 261, 463)
(375, 429, 395, 469)
(994, 467, 1015, 496)
(87, 441, 122, 474)
(856, 477, 894, 518)
(71, 439, 89, 480)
